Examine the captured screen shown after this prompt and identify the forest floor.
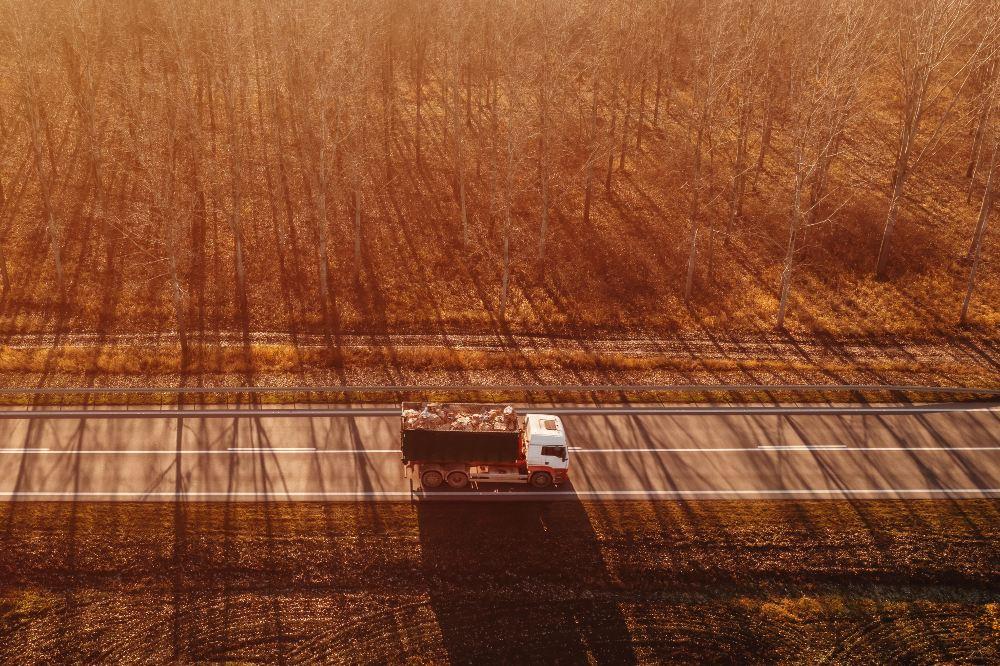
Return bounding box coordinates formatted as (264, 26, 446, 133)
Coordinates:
(0, 500, 996, 663)
(0, 331, 996, 399)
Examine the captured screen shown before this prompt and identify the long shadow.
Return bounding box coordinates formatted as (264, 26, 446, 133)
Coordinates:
(171, 405, 188, 662)
(415, 492, 638, 664)
(54, 414, 88, 661)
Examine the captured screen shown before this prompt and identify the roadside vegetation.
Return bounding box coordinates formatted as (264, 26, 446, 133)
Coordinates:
(0, 0, 998, 383)
(0, 336, 996, 401)
(0, 500, 996, 662)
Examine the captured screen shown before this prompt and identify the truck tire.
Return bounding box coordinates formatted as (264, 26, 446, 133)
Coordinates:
(446, 471, 469, 489)
(421, 470, 444, 489)
(530, 472, 553, 489)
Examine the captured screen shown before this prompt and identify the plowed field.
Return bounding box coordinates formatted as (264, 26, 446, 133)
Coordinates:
(1, 500, 997, 663)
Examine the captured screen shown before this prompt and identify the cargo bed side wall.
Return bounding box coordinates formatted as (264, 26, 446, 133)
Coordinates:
(401, 430, 523, 464)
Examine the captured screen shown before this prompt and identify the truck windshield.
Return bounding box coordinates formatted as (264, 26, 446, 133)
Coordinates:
(541, 445, 566, 460)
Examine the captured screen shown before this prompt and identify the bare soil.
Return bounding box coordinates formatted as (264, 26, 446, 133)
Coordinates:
(1, 500, 997, 663)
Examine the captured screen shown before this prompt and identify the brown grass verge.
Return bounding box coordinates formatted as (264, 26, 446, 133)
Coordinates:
(0, 338, 996, 406)
(0, 500, 997, 662)
(0, 343, 960, 376)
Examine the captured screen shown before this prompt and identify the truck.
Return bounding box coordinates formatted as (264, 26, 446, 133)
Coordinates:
(400, 402, 570, 490)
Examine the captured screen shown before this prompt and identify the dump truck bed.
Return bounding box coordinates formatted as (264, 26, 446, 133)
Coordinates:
(400, 403, 523, 463)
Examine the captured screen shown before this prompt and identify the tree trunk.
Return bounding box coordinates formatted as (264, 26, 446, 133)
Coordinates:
(605, 77, 620, 194)
(414, 43, 424, 167)
(582, 73, 599, 224)
(538, 153, 549, 258)
(382, 39, 395, 182)
(168, 247, 188, 363)
(966, 58, 997, 188)
(727, 99, 752, 243)
(465, 62, 473, 128)
(967, 137, 998, 260)
(636, 72, 647, 153)
(966, 95, 992, 181)
(538, 87, 550, 257)
(315, 141, 333, 331)
(619, 77, 633, 171)
(776, 170, 805, 329)
(500, 101, 513, 321)
(652, 57, 663, 127)
(0, 243, 10, 299)
(961, 191, 992, 324)
(876, 167, 908, 278)
(683, 219, 699, 304)
(500, 216, 510, 320)
(25, 99, 65, 298)
(354, 185, 362, 270)
(752, 88, 774, 190)
(453, 62, 469, 246)
(684, 124, 705, 304)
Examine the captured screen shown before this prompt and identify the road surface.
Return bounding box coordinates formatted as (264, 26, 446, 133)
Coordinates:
(0, 403, 997, 501)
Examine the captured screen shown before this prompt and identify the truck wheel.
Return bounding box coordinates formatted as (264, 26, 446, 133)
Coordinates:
(446, 471, 469, 489)
(530, 472, 553, 489)
(421, 470, 444, 489)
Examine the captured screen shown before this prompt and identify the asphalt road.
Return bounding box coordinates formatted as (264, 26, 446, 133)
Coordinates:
(0, 404, 997, 501)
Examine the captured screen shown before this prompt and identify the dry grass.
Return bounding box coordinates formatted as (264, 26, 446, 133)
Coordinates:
(0, 337, 996, 405)
(0, 343, 942, 376)
(0, 500, 997, 662)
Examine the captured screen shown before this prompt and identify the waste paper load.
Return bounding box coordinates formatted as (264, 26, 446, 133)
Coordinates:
(401, 402, 519, 432)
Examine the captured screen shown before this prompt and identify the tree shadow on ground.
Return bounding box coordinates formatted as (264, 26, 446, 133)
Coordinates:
(415, 495, 638, 664)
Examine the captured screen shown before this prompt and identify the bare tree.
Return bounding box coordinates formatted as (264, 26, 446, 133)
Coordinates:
(725, 1, 772, 242)
(961, 120, 999, 324)
(0, 96, 12, 298)
(214, 9, 252, 332)
(10, 6, 66, 299)
(492, 15, 530, 321)
(775, 0, 873, 329)
(533, 0, 574, 259)
(283, 7, 340, 337)
(683, 0, 734, 303)
(379, 2, 400, 183)
(408, 2, 431, 168)
(965, 51, 999, 191)
(343, 13, 376, 275)
(581, 36, 604, 225)
(651, 1, 680, 130)
(61, 1, 113, 269)
(115, 22, 191, 357)
(442, 2, 472, 246)
(875, 0, 987, 278)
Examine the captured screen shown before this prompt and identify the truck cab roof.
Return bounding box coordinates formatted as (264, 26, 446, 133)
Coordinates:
(525, 414, 566, 447)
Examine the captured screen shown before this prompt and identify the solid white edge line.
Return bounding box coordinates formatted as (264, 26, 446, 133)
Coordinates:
(758, 444, 848, 450)
(2, 405, 998, 420)
(571, 446, 1000, 452)
(14, 449, 402, 454)
(4, 447, 1000, 454)
(2, 488, 999, 498)
(227, 447, 317, 452)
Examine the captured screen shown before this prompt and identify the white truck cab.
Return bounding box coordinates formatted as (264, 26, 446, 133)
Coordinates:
(524, 414, 570, 485)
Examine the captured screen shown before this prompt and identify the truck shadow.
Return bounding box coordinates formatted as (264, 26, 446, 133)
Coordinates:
(415, 489, 639, 664)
